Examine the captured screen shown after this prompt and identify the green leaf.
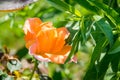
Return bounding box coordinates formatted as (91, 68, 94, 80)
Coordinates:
(88, 0, 120, 26)
(80, 16, 86, 45)
(47, 0, 81, 17)
(118, 0, 120, 7)
(83, 64, 98, 80)
(66, 21, 78, 44)
(0, 70, 7, 79)
(7, 59, 22, 72)
(83, 37, 108, 80)
(75, 0, 99, 14)
(0, 70, 4, 75)
(3, 76, 14, 80)
(16, 47, 28, 59)
(111, 53, 120, 72)
(90, 37, 108, 68)
(0, 70, 14, 80)
(109, 37, 120, 54)
(94, 18, 113, 46)
(52, 71, 62, 80)
(65, 29, 80, 63)
(53, 21, 68, 28)
(110, 75, 117, 80)
(98, 54, 112, 80)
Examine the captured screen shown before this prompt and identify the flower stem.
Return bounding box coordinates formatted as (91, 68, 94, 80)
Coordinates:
(29, 59, 38, 80)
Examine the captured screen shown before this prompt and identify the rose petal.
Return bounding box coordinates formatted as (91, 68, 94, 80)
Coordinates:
(23, 18, 42, 48)
(37, 28, 58, 53)
(25, 32, 35, 48)
(23, 18, 73, 64)
(50, 27, 70, 53)
(70, 55, 77, 63)
(46, 54, 67, 64)
(29, 45, 71, 64)
(54, 45, 71, 55)
(34, 55, 51, 62)
(29, 42, 38, 55)
(57, 27, 70, 39)
(23, 18, 42, 34)
(33, 53, 67, 64)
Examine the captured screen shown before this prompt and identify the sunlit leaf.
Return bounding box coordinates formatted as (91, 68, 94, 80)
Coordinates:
(53, 21, 68, 28)
(88, 0, 120, 26)
(75, 0, 99, 14)
(47, 0, 81, 17)
(118, 0, 120, 7)
(80, 16, 86, 45)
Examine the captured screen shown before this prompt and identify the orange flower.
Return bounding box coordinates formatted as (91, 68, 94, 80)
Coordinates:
(23, 18, 76, 64)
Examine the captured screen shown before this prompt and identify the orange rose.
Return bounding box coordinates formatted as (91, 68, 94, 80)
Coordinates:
(23, 18, 76, 64)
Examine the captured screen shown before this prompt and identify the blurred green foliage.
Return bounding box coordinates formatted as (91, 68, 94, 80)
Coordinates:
(0, 0, 120, 80)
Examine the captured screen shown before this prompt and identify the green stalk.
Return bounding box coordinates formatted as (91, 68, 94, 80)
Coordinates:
(29, 59, 38, 80)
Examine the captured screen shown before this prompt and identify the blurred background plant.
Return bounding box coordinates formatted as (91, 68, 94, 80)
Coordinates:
(0, 0, 120, 80)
